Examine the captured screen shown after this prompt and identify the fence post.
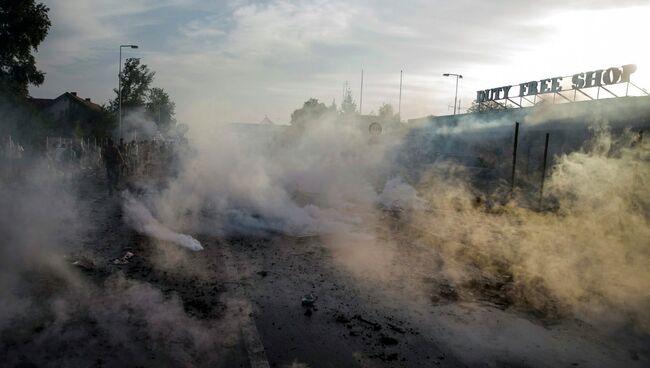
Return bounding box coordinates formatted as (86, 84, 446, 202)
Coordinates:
(539, 133, 550, 209)
(510, 122, 520, 194)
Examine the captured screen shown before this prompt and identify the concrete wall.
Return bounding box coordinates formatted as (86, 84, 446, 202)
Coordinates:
(396, 96, 650, 193)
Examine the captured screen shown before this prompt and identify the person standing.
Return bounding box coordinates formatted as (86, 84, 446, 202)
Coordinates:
(102, 138, 124, 195)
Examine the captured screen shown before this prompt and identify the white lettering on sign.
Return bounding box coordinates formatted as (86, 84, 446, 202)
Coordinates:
(476, 64, 636, 103)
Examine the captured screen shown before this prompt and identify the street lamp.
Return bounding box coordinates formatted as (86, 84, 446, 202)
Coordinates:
(119, 44, 138, 141)
(443, 73, 463, 115)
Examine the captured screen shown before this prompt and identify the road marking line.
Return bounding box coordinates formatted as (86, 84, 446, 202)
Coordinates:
(222, 243, 271, 368)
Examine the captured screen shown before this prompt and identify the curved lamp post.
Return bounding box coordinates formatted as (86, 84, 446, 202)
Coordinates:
(443, 73, 463, 115)
(119, 44, 138, 140)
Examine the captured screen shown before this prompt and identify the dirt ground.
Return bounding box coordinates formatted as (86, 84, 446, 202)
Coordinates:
(1, 169, 647, 368)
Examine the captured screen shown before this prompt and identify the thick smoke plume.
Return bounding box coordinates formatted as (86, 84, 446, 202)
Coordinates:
(3, 89, 647, 366)
(0, 155, 234, 367)
(136, 102, 650, 339)
(411, 127, 649, 332)
(151, 115, 395, 238)
(123, 193, 204, 251)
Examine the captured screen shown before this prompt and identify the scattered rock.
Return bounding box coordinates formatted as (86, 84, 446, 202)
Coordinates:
(71, 257, 95, 271)
(301, 293, 317, 307)
(353, 315, 382, 331)
(387, 323, 406, 334)
(301, 293, 317, 317)
(112, 251, 134, 265)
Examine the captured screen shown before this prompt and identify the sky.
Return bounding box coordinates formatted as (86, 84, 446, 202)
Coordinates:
(30, 0, 650, 126)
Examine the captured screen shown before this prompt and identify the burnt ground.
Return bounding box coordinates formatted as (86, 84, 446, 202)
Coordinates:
(2, 170, 648, 368)
(210, 230, 648, 368)
(212, 235, 462, 367)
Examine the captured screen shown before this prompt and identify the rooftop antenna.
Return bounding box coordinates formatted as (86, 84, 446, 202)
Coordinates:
(359, 69, 364, 114)
(398, 70, 403, 120)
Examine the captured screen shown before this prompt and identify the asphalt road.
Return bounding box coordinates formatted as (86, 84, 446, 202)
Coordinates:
(5, 171, 643, 368)
(203, 218, 649, 368)
(212, 235, 462, 368)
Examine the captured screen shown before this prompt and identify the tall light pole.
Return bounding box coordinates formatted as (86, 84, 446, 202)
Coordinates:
(119, 44, 138, 141)
(398, 70, 403, 121)
(359, 69, 364, 115)
(443, 73, 462, 115)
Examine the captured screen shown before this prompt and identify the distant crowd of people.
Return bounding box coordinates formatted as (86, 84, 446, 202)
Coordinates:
(1, 136, 25, 181)
(1, 135, 184, 194)
(2, 136, 25, 160)
(100, 138, 181, 194)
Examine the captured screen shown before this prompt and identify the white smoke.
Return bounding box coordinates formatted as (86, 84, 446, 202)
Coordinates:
(376, 176, 425, 210)
(148, 114, 393, 239)
(121, 108, 163, 141)
(409, 127, 650, 332)
(107, 96, 648, 367)
(122, 192, 204, 251)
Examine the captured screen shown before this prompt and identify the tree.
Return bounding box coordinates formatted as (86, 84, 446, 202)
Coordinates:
(146, 87, 176, 132)
(109, 58, 155, 113)
(82, 106, 117, 140)
(0, 0, 51, 97)
(466, 100, 509, 113)
(290, 98, 329, 128)
(108, 59, 180, 135)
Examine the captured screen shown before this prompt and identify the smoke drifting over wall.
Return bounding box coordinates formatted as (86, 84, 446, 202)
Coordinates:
(412, 127, 649, 330)
(151, 115, 394, 238)
(1, 93, 648, 366)
(140, 98, 649, 339)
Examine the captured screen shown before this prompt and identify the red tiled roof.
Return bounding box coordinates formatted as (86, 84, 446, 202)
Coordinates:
(29, 92, 103, 113)
(63, 92, 103, 112)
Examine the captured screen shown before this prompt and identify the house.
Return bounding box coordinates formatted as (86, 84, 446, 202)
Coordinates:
(29, 92, 108, 138)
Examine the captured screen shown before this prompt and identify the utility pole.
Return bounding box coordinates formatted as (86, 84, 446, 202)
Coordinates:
(398, 70, 403, 121)
(359, 69, 364, 114)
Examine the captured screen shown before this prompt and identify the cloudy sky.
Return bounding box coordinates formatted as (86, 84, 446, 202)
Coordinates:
(30, 0, 650, 125)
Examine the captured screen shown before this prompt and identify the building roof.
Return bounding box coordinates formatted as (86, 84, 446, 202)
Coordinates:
(260, 115, 274, 125)
(59, 92, 103, 112)
(29, 92, 103, 113)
